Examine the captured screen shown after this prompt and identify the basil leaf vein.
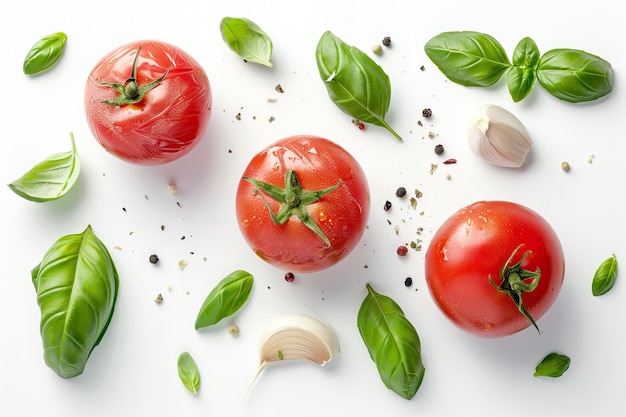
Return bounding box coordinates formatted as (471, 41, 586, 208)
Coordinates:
(424, 31, 510, 87)
(8, 132, 81, 202)
(537, 48, 614, 103)
(357, 283, 425, 400)
(177, 352, 201, 394)
(195, 270, 253, 330)
(316, 30, 402, 141)
(220, 17, 273, 67)
(23, 32, 67, 75)
(31, 225, 119, 378)
(592, 253, 618, 296)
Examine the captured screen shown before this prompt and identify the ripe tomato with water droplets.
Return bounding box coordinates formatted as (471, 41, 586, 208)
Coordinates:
(236, 135, 370, 273)
(84, 40, 212, 165)
(424, 200, 565, 338)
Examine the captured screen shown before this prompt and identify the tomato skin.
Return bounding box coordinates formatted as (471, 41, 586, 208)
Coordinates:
(84, 40, 212, 165)
(236, 135, 370, 273)
(424, 201, 565, 338)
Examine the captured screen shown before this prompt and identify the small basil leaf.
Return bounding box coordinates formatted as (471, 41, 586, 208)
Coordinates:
(31, 225, 119, 378)
(177, 352, 201, 394)
(8, 132, 81, 202)
(220, 17, 273, 67)
(534, 352, 571, 377)
(23, 32, 67, 75)
(424, 31, 510, 87)
(195, 270, 253, 330)
(537, 48, 613, 103)
(315, 30, 402, 141)
(357, 283, 425, 400)
(592, 253, 618, 296)
(507, 37, 540, 102)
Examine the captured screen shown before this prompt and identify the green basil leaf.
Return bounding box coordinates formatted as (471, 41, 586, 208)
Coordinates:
(424, 31, 510, 87)
(534, 352, 571, 377)
(31, 225, 119, 378)
(315, 30, 402, 141)
(195, 270, 253, 330)
(177, 352, 201, 394)
(8, 132, 81, 202)
(220, 17, 273, 67)
(357, 283, 425, 400)
(537, 48, 613, 103)
(507, 37, 540, 102)
(592, 253, 618, 296)
(23, 32, 67, 75)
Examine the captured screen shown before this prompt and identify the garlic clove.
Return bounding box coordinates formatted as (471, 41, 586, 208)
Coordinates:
(467, 104, 533, 168)
(246, 313, 340, 396)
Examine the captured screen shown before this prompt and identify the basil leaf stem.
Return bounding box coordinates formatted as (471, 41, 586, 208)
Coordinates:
(8, 132, 81, 202)
(534, 352, 571, 377)
(177, 352, 201, 394)
(31, 225, 119, 378)
(195, 270, 254, 330)
(316, 31, 402, 141)
(23, 32, 67, 75)
(220, 17, 273, 67)
(357, 283, 425, 399)
(592, 254, 618, 296)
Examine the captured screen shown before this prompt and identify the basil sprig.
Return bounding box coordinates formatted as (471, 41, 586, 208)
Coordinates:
(592, 254, 618, 296)
(425, 31, 613, 103)
(177, 352, 201, 394)
(357, 283, 425, 399)
(195, 270, 253, 330)
(534, 352, 571, 378)
(316, 31, 402, 141)
(220, 17, 273, 67)
(8, 132, 81, 202)
(23, 32, 67, 75)
(32, 225, 119, 378)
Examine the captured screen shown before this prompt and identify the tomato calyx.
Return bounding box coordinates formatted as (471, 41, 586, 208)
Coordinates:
(488, 244, 541, 333)
(243, 170, 341, 247)
(96, 45, 172, 106)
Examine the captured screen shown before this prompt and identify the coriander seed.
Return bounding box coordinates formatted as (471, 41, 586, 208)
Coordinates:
(561, 161, 570, 172)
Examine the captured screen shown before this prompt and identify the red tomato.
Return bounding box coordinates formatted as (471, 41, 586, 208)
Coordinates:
(236, 135, 370, 273)
(84, 40, 211, 165)
(424, 201, 564, 338)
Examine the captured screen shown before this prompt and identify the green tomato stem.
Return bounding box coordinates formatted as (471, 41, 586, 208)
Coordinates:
(488, 244, 541, 333)
(243, 170, 341, 247)
(96, 45, 172, 106)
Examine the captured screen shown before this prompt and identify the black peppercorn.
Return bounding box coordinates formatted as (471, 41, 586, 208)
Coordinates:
(396, 187, 407, 198)
(382, 36, 391, 47)
(422, 108, 432, 118)
(404, 277, 413, 287)
(285, 272, 295, 282)
(149, 254, 159, 264)
(434, 144, 444, 155)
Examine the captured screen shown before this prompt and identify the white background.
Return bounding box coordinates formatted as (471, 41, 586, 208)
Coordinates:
(1, 1, 624, 416)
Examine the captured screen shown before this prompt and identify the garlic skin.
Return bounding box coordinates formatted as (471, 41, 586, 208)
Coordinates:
(246, 314, 340, 396)
(467, 104, 533, 168)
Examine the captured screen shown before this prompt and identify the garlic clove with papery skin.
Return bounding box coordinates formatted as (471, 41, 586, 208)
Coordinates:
(467, 104, 533, 168)
(245, 313, 340, 397)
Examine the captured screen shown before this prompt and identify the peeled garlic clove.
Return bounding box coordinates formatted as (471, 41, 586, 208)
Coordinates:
(246, 313, 340, 395)
(467, 104, 532, 168)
